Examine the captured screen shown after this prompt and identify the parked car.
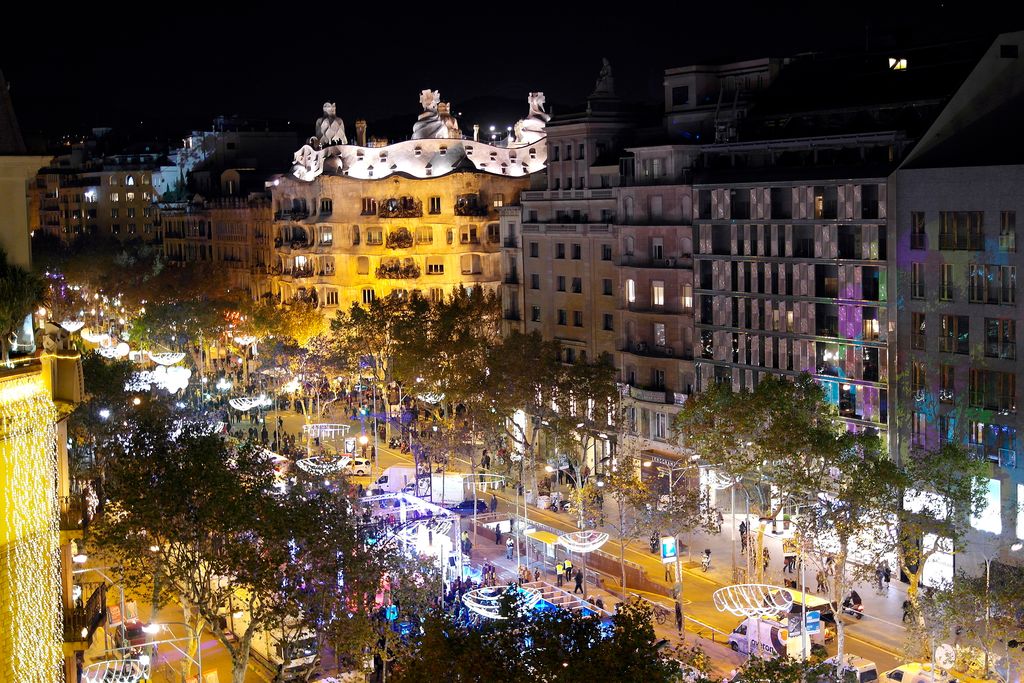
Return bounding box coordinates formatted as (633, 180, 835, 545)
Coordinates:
(344, 458, 371, 476)
(447, 499, 488, 514)
(880, 663, 951, 682)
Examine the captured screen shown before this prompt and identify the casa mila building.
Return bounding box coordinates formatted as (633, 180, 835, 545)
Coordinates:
(263, 91, 548, 311)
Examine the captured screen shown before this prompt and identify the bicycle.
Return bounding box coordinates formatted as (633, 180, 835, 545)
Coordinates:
(653, 603, 670, 625)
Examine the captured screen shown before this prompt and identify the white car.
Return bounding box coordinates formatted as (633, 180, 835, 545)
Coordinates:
(345, 458, 371, 476)
(880, 663, 950, 683)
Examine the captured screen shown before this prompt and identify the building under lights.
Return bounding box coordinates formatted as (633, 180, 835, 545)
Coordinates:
(257, 91, 548, 310)
(0, 70, 86, 683)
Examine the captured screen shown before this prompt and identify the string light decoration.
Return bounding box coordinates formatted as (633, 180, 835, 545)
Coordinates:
(82, 658, 148, 683)
(302, 423, 351, 439)
(228, 396, 273, 412)
(147, 352, 185, 366)
(0, 375, 62, 682)
(557, 530, 609, 553)
(80, 329, 109, 344)
(59, 320, 85, 333)
(462, 585, 541, 620)
(295, 456, 345, 476)
(712, 584, 794, 618)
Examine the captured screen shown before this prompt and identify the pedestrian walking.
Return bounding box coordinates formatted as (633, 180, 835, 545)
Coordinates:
(534, 568, 541, 583)
(882, 560, 892, 585)
(674, 600, 683, 634)
(573, 569, 584, 594)
(816, 570, 828, 594)
(875, 564, 885, 591)
(762, 547, 771, 573)
(902, 599, 912, 623)
(555, 562, 564, 587)
(505, 537, 514, 560)
(495, 527, 502, 546)
(489, 494, 497, 514)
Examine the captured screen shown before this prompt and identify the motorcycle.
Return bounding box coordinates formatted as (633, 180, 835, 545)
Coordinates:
(388, 437, 402, 448)
(701, 549, 712, 572)
(842, 596, 864, 620)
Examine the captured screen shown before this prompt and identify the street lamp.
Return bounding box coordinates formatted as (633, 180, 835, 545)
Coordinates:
(982, 541, 1023, 676)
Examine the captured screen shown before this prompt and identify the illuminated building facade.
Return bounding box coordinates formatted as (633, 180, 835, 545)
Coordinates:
(0, 70, 85, 681)
(892, 31, 1024, 572)
(260, 92, 548, 310)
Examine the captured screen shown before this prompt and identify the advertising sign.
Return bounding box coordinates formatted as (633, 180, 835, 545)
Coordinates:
(660, 536, 678, 564)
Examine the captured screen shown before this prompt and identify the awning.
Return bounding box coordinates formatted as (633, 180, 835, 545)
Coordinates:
(642, 450, 685, 467)
(525, 529, 559, 545)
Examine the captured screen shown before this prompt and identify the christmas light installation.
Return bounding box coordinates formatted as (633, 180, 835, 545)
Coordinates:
(59, 320, 85, 333)
(148, 352, 185, 366)
(228, 396, 273, 412)
(0, 375, 62, 682)
(712, 584, 794, 618)
(557, 530, 609, 553)
(295, 456, 345, 476)
(302, 423, 351, 439)
(80, 329, 109, 344)
(82, 657, 149, 683)
(462, 585, 541, 620)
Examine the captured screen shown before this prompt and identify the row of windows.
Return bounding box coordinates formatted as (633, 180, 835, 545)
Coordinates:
(911, 313, 1016, 359)
(910, 263, 1016, 305)
(107, 191, 151, 203)
(359, 287, 448, 304)
(528, 242, 614, 260)
(550, 143, 587, 162)
(910, 210, 1016, 251)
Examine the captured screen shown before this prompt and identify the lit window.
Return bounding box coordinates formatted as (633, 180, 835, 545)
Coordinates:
(682, 284, 693, 309)
(652, 281, 665, 306)
(126, 192, 135, 202)
(320, 227, 333, 245)
(888, 57, 908, 70)
(970, 478, 1002, 534)
(492, 194, 504, 208)
(626, 279, 636, 303)
(110, 192, 119, 202)
(125, 175, 135, 186)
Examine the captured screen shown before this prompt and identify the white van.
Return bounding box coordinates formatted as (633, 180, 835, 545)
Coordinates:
(371, 466, 416, 494)
(728, 616, 800, 658)
(824, 654, 879, 683)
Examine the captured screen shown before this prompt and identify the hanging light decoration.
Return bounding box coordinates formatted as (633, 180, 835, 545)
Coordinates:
(82, 657, 148, 683)
(59, 320, 85, 333)
(80, 329, 110, 344)
(462, 585, 541, 620)
(557, 530, 609, 553)
(302, 423, 351, 439)
(228, 396, 273, 412)
(712, 584, 794, 618)
(295, 456, 345, 476)
(148, 352, 185, 366)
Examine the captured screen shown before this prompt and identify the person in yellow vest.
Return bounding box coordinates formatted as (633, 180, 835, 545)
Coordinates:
(555, 561, 564, 586)
(563, 559, 573, 583)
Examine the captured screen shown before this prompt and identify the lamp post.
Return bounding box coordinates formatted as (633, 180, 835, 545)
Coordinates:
(141, 621, 203, 681)
(981, 541, 1023, 676)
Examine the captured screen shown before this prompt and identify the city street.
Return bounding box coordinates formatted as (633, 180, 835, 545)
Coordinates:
(269, 406, 911, 675)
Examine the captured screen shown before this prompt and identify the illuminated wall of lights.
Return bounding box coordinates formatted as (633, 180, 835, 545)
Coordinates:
(0, 375, 61, 682)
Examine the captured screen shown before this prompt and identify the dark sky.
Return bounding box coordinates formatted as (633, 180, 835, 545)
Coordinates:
(3, 0, 1022, 143)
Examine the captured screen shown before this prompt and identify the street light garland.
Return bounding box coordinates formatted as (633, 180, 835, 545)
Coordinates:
(227, 396, 273, 412)
(82, 658, 148, 683)
(0, 376, 62, 681)
(712, 584, 794, 618)
(462, 585, 542, 620)
(557, 530, 609, 553)
(148, 352, 186, 366)
(295, 456, 346, 476)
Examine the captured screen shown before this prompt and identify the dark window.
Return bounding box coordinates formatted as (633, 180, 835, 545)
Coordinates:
(555, 243, 565, 259)
(529, 242, 539, 257)
(572, 244, 582, 259)
(601, 244, 612, 260)
(603, 313, 613, 331)
(557, 309, 567, 325)
(557, 276, 566, 292)
(530, 274, 540, 289)
(602, 278, 613, 295)
(671, 85, 689, 106)
(531, 306, 541, 322)
(1001, 44, 1019, 58)
(571, 277, 582, 293)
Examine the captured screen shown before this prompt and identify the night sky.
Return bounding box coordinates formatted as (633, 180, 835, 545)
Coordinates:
(2, 0, 1022, 145)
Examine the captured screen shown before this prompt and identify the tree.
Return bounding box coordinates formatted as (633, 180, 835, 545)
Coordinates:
(886, 443, 989, 618)
(732, 654, 830, 683)
(130, 297, 231, 380)
(332, 294, 428, 390)
(91, 403, 370, 683)
(601, 440, 656, 593)
(799, 431, 902, 668)
(674, 374, 852, 581)
(393, 595, 678, 682)
(0, 248, 46, 361)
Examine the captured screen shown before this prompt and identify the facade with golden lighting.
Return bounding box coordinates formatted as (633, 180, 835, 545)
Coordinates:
(259, 92, 549, 310)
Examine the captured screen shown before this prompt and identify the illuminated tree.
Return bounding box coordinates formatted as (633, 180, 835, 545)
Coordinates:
(0, 248, 46, 362)
(91, 403, 368, 683)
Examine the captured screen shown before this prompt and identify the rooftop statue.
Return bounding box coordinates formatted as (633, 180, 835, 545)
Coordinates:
(412, 89, 450, 140)
(512, 92, 550, 145)
(292, 143, 325, 181)
(592, 58, 615, 96)
(315, 102, 347, 147)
